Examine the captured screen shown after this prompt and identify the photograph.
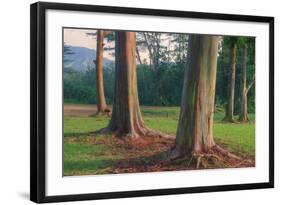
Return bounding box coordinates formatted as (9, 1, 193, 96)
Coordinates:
(30, 2, 274, 202)
(63, 28, 256, 176)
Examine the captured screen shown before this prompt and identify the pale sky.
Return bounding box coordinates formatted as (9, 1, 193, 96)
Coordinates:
(64, 28, 97, 49)
(64, 28, 115, 60)
(63, 28, 175, 62)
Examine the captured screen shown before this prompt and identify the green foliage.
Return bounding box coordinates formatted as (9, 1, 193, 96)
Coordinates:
(64, 116, 108, 137)
(137, 63, 185, 106)
(63, 44, 74, 64)
(64, 66, 114, 104)
(64, 139, 121, 175)
(64, 63, 185, 106)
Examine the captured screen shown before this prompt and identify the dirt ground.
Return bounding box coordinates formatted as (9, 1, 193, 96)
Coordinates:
(64, 104, 101, 117)
(64, 104, 175, 117)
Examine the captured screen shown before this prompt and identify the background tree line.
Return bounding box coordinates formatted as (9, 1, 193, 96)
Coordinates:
(64, 31, 255, 119)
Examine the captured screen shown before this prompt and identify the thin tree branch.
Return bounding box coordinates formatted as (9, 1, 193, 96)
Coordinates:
(136, 46, 143, 65)
(246, 75, 255, 93)
(143, 32, 154, 67)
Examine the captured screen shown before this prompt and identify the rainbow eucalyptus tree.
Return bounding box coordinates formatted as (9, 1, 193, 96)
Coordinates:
(223, 37, 238, 122)
(95, 30, 110, 115)
(100, 31, 169, 138)
(172, 35, 240, 164)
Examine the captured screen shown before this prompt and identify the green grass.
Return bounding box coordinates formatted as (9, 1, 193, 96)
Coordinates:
(214, 123, 255, 158)
(64, 143, 111, 175)
(64, 135, 124, 175)
(64, 106, 255, 175)
(64, 117, 108, 137)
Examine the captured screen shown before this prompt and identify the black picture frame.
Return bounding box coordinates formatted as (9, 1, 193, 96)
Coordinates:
(30, 1, 274, 203)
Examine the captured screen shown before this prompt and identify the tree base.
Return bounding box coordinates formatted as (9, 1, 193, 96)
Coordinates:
(222, 116, 236, 123)
(167, 144, 249, 169)
(238, 116, 249, 123)
(93, 108, 111, 117)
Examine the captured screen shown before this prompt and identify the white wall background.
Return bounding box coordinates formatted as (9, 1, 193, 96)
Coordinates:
(0, 0, 278, 204)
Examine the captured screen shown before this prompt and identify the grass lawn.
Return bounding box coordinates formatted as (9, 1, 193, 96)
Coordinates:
(64, 106, 255, 176)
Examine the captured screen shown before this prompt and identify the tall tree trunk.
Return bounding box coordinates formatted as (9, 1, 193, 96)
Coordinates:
(239, 44, 249, 122)
(100, 31, 148, 138)
(175, 35, 219, 155)
(95, 30, 109, 115)
(223, 43, 237, 122)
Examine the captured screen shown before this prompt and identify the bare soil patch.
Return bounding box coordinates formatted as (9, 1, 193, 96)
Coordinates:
(64, 104, 100, 117)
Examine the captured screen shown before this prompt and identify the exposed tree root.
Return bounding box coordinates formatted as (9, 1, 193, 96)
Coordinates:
(94, 108, 111, 117)
(222, 117, 237, 123)
(196, 156, 202, 168)
(167, 143, 246, 169)
(144, 128, 175, 139)
(233, 159, 254, 168)
(192, 153, 230, 169)
(168, 146, 182, 160)
(212, 144, 241, 160)
(238, 118, 249, 123)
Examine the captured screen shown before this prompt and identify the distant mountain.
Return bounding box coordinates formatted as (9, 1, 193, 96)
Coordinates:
(64, 45, 114, 72)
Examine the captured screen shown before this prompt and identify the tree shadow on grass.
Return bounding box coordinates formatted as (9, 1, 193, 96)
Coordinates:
(64, 158, 118, 176)
(64, 131, 99, 138)
(63, 150, 172, 176)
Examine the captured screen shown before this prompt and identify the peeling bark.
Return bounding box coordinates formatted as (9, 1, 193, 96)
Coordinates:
(100, 32, 149, 138)
(175, 35, 219, 155)
(136, 46, 143, 65)
(95, 30, 109, 115)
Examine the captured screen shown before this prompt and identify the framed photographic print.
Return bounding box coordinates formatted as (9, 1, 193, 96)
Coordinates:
(30, 1, 274, 203)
